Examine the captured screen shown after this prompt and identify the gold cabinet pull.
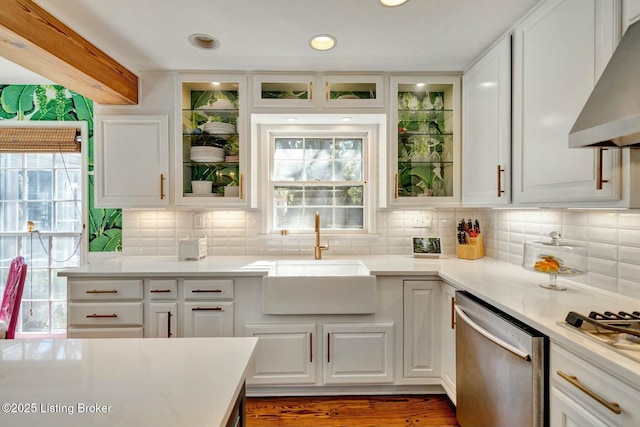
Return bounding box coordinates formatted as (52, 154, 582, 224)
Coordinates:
(309, 81, 313, 100)
(160, 173, 165, 199)
(596, 148, 609, 190)
(150, 289, 172, 293)
(191, 307, 223, 311)
(557, 370, 622, 414)
(239, 173, 244, 199)
(497, 165, 505, 197)
(86, 289, 118, 294)
(325, 81, 329, 100)
(450, 296, 455, 330)
(394, 173, 398, 199)
(86, 313, 118, 318)
(191, 289, 222, 293)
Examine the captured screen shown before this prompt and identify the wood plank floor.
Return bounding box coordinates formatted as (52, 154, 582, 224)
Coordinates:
(245, 395, 460, 427)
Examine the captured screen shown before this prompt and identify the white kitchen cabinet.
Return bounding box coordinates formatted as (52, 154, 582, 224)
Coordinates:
(148, 302, 177, 338)
(94, 114, 169, 208)
(176, 72, 249, 207)
(440, 283, 457, 403)
(623, 0, 640, 33)
(323, 323, 394, 384)
(183, 278, 234, 337)
(252, 73, 384, 109)
(183, 301, 234, 337)
(67, 276, 234, 338)
(550, 343, 640, 427)
(512, 0, 622, 205)
(321, 74, 385, 108)
(67, 278, 144, 338)
(252, 73, 316, 108)
(389, 75, 461, 207)
(462, 36, 512, 206)
(245, 323, 316, 385)
(403, 280, 440, 379)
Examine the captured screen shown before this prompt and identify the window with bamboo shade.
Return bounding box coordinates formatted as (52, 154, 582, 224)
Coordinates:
(0, 127, 81, 153)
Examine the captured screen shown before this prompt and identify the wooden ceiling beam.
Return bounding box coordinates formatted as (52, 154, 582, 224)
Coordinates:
(0, 0, 138, 105)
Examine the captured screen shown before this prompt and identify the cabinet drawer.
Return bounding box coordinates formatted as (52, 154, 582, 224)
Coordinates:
(148, 279, 178, 300)
(68, 302, 143, 326)
(184, 279, 233, 300)
(551, 344, 640, 426)
(67, 327, 143, 338)
(69, 279, 143, 301)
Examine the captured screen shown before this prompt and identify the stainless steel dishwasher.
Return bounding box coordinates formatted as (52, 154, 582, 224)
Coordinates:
(455, 291, 548, 427)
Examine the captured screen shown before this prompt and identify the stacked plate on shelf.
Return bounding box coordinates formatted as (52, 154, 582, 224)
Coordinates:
(190, 146, 225, 162)
(225, 155, 239, 163)
(203, 122, 236, 134)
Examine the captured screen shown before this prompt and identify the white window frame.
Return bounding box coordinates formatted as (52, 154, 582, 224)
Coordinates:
(0, 121, 88, 338)
(258, 123, 379, 235)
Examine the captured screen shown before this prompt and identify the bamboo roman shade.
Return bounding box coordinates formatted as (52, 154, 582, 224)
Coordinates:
(0, 127, 81, 153)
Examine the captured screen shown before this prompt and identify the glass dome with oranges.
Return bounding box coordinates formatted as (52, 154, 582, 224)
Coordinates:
(522, 231, 587, 291)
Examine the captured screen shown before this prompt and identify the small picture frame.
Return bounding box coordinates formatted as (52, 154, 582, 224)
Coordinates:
(412, 236, 442, 258)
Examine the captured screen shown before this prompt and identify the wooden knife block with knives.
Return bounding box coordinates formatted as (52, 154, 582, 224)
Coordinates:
(457, 218, 484, 260)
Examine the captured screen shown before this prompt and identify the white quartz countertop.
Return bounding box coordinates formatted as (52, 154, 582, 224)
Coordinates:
(58, 255, 640, 388)
(0, 337, 257, 427)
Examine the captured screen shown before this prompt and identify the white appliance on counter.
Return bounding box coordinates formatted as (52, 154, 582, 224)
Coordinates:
(455, 290, 549, 427)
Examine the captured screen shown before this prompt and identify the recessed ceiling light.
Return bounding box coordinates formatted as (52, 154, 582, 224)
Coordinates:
(211, 81, 221, 86)
(286, 117, 297, 122)
(416, 83, 425, 88)
(380, 0, 409, 6)
(188, 33, 220, 50)
(342, 117, 352, 122)
(309, 34, 337, 51)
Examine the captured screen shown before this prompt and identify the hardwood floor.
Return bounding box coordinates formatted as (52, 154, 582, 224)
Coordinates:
(245, 395, 459, 427)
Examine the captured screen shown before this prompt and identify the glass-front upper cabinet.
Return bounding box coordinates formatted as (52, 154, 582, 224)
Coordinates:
(176, 73, 248, 207)
(321, 74, 384, 108)
(252, 73, 384, 109)
(253, 74, 315, 108)
(389, 75, 461, 207)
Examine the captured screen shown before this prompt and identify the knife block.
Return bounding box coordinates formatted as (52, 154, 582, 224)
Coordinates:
(457, 234, 484, 260)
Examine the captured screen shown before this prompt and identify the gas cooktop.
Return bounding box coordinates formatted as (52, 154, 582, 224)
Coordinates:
(561, 310, 640, 364)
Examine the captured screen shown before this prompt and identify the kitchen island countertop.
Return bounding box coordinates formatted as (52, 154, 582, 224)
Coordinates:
(0, 337, 257, 427)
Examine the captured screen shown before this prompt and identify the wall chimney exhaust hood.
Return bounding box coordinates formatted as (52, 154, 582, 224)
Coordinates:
(569, 20, 640, 148)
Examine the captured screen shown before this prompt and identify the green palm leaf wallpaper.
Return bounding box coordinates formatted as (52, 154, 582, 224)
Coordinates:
(0, 84, 121, 252)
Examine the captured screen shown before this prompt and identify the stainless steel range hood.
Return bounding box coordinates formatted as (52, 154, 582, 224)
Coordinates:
(569, 20, 640, 148)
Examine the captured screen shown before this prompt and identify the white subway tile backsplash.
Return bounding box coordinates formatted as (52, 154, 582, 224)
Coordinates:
(121, 207, 639, 298)
(586, 242, 618, 262)
(619, 245, 640, 265)
(618, 229, 640, 248)
(587, 227, 618, 245)
(587, 211, 618, 228)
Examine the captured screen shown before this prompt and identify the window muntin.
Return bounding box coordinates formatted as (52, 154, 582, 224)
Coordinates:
(271, 135, 366, 232)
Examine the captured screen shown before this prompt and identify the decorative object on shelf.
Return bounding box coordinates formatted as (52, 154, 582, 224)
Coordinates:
(523, 231, 587, 291)
(456, 218, 484, 260)
(412, 236, 441, 258)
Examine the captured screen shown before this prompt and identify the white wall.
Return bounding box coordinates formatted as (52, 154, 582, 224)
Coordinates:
(119, 207, 640, 299)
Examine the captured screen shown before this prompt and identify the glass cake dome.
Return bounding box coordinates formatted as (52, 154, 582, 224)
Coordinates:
(522, 231, 587, 291)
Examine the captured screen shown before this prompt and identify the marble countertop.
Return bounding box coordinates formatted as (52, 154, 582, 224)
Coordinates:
(0, 337, 258, 427)
(58, 254, 640, 388)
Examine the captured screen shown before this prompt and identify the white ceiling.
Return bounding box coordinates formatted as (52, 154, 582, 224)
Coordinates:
(3, 0, 540, 83)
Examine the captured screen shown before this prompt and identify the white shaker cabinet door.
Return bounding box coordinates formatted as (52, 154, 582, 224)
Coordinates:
(462, 36, 512, 206)
(94, 114, 169, 208)
(512, 0, 621, 205)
